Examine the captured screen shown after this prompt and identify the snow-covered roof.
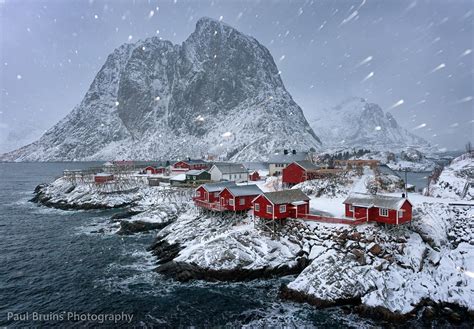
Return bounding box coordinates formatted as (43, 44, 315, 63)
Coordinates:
(212, 163, 247, 174)
(201, 181, 237, 192)
(95, 173, 113, 177)
(186, 169, 208, 176)
(343, 193, 410, 210)
(103, 161, 114, 167)
(268, 152, 309, 164)
(225, 185, 263, 197)
(170, 173, 186, 181)
(260, 189, 310, 205)
(294, 160, 320, 171)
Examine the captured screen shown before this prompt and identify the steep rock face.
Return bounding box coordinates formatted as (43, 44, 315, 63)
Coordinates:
(1, 17, 320, 162)
(309, 97, 429, 152)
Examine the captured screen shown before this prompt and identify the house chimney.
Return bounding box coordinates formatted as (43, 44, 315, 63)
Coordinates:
(292, 149, 296, 155)
(402, 193, 406, 198)
(283, 149, 289, 155)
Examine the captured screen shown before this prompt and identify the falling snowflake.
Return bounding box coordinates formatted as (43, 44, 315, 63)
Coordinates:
(222, 132, 232, 137)
(375, 126, 381, 131)
(455, 96, 472, 104)
(356, 55, 373, 67)
(128, 35, 133, 41)
(279, 55, 285, 61)
(115, 101, 120, 106)
(361, 71, 374, 82)
(155, 96, 160, 101)
(430, 63, 445, 73)
(219, 16, 224, 21)
(16, 74, 22, 80)
(388, 99, 404, 110)
(148, 10, 155, 18)
(460, 49, 472, 57)
(94, 14, 99, 19)
(413, 123, 427, 130)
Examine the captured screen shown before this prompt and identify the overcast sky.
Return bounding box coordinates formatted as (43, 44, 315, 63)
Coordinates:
(0, 0, 472, 152)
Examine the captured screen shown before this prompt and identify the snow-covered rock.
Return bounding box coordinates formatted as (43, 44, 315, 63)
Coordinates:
(309, 97, 430, 152)
(1, 17, 320, 162)
(429, 153, 473, 200)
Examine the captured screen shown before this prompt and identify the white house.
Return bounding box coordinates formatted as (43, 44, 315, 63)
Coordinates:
(268, 150, 311, 176)
(209, 163, 248, 183)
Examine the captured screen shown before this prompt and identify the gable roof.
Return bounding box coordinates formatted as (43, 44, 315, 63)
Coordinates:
(293, 160, 320, 171)
(170, 173, 186, 181)
(200, 181, 237, 192)
(212, 163, 247, 174)
(186, 170, 208, 176)
(268, 152, 309, 164)
(223, 185, 263, 197)
(259, 189, 310, 204)
(343, 193, 411, 210)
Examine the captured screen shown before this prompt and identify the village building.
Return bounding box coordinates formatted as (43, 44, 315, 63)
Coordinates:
(193, 181, 237, 210)
(335, 159, 380, 170)
(143, 166, 165, 175)
(185, 170, 211, 184)
(248, 171, 261, 181)
(169, 173, 187, 186)
(209, 163, 248, 183)
(219, 185, 263, 212)
(268, 150, 311, 176)
(282, 160, 321, 185)
(172, 159, 210, 173)
(94, 173, 114, 183)
(343, 193, 412, 225)
(252, 189, 310, 220)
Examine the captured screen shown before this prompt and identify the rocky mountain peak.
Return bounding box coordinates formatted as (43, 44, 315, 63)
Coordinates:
(1, 17, 320, 162)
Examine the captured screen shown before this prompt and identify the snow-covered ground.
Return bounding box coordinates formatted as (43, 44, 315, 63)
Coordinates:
(429, 153, 473, 200)
(34, 160, 474, 318)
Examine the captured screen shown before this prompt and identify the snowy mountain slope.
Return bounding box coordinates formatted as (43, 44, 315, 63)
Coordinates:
(309, 97, 429, 152)
(1, 17, 320, 162)
(429, 153, 473, 200)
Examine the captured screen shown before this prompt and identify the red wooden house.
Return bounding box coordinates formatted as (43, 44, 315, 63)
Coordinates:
(94, 173, 114, 183)
(248, 171, 261, 181)
(143, 166, 165, 175)
(219, 185, 263, 211)
(282, 160, 320, 185)
(343, 193, 412, 224)
(173, 159, 210, 171)
(193, 181, 237, 211)
(252, 189, 310, 220)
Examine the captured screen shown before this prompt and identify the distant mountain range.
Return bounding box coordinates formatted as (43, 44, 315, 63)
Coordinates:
(309, 97, 430, 152)
(1, 17, 321, 162)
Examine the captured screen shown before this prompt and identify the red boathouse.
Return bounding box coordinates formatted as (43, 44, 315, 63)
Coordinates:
(193, 181, 237, 210)
(143, 166, 165, 175)
(248, 171, 261, 181)
(173, 159, 210, 171)
(343, 193, 412, 224)
(282, 161, 320, 185)
(94, 173, 114, 183)
(219, 185, 263, 211)
(252, 189, 310, 220)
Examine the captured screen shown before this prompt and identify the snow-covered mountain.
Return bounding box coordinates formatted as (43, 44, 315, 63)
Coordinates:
(1, 17, 320, 162)
(309, 97, 429, 152)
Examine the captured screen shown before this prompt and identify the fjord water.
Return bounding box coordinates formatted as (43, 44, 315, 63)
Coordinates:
(0, 162, 369, 328)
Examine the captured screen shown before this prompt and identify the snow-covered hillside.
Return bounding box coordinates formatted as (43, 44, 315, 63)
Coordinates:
(0, 17, 320, 162)
(429, 152, 473, 200)
(309, 97, 430, 152)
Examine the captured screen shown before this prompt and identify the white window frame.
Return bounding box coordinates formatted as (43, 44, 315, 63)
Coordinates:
(214, 192, 219, 198)
(266, 205, 272, 214)
(349, 205, 354, 212)
(280, 205, 286, 213)
(398, 210, 404, 219)
(254, 203, 260, 211)
(197, 190, 201, 197)
(379, 208, 389, 217)
(229, 199, 234, 206)
(239, 198, 245, 206)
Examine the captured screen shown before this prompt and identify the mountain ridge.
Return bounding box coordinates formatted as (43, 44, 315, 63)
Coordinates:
(1, 17, 321, 162)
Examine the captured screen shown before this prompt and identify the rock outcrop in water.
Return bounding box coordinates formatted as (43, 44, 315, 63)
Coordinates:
(1, 17, 320, 162)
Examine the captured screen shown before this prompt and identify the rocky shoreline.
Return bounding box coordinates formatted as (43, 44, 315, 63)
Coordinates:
(30, 175, 474, 326)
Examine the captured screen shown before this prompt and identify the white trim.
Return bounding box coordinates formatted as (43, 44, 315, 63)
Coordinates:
(254, 203, 260, 211)
(280, 205, 286, 213)
(266, 204, 272, 214)
(379, 208, 389, 217)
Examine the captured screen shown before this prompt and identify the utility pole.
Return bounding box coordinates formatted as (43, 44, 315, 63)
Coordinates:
(404, 169, 408, 198)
